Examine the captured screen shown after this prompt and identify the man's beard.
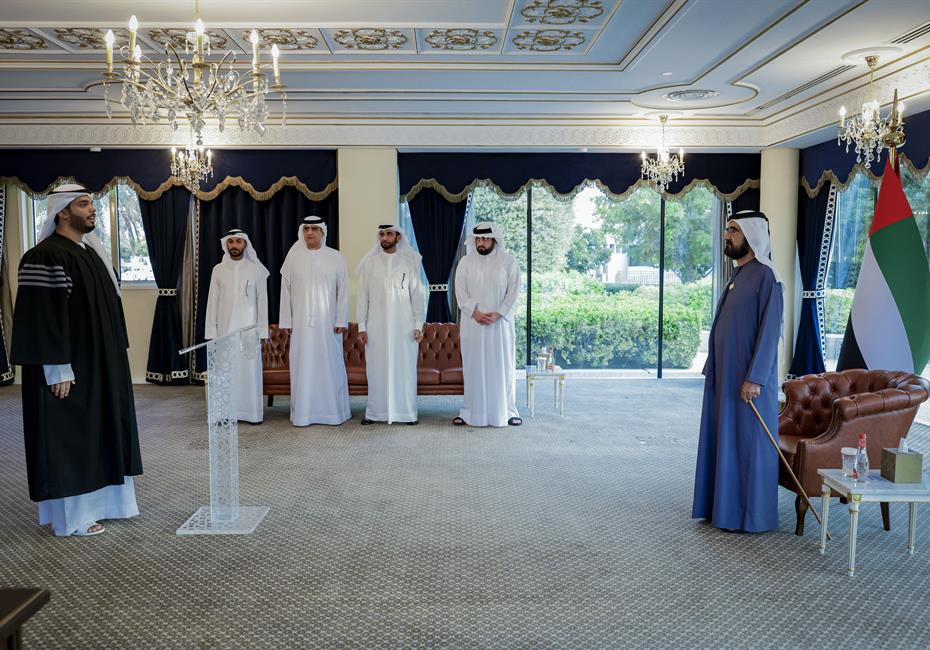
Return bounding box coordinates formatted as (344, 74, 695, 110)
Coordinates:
(724, 240, 750, 259)
(228, 249, 244, 259)
(69, 212, 95, 234)
(476, 242, 494, 256)
(380, 241, 396, 252)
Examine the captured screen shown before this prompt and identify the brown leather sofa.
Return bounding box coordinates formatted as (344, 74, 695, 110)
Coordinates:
(262, 322, 464, 402)
(778, 369, 930, 535)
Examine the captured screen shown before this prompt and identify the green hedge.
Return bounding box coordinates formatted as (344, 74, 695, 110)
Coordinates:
(516, 290, 703, 369)
(824, 288, 854, 334)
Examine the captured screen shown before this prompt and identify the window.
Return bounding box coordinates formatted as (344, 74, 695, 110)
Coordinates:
(825, 166, 930, 378)
(464, 182, 725, 373)
(26, 183, 154, 283)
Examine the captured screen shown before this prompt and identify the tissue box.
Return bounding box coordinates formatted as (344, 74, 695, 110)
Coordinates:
(880, 448, 924, 483)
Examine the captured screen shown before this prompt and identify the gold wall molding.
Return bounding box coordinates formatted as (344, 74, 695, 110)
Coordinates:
(519, 0, 607, 26)
(512, 29, 585, 52)
(424, 30, 499, 52)
(0, 29, 49, 51)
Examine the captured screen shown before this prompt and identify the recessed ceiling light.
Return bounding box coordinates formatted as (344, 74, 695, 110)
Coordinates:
(662, 71, 673, 76)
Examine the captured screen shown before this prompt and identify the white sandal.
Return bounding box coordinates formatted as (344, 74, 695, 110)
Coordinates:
(72, 523, 106, 537)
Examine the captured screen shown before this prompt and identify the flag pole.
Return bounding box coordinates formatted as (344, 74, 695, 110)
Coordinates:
(884, 89, 906, 172)
(748, 399, 832, 541)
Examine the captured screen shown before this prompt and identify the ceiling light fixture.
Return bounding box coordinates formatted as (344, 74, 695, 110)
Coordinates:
(837, 54, 904, 169)
(101, 0, 287, 147)
(641, 114, 684, 192)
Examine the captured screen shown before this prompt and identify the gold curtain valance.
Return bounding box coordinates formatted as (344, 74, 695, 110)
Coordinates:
(800, 152, 930, 198)
(402, 177, 759, 204)
(1, 174, 338, 202)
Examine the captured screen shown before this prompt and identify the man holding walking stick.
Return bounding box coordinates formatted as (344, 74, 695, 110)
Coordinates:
(692, 211, 784, 533)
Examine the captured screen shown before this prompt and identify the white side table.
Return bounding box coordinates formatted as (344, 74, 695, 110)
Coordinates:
(817, 469, 930, 577)
(525, 366, 566, 416)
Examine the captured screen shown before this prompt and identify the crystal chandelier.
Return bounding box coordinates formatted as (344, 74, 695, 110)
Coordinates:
(101, 0, 286, 143)
(837, 55, 904, 169)
(170, 138, 214, 192)
(641, 115, 685, 192)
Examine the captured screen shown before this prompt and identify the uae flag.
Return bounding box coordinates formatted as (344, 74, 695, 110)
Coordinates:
(837, 157, 930, 374)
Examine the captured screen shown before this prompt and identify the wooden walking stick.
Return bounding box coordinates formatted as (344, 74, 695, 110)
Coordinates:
(748, 399, 831, 541)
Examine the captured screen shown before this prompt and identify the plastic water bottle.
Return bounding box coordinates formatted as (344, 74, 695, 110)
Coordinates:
(853, 433, 869, 482)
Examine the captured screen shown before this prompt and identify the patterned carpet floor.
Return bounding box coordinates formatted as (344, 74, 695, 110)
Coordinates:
(1, 380, 929, 649)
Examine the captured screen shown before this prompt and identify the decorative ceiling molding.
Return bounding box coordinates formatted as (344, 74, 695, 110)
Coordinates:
(331, 29, 410, 51)
(52, 28, 128, 51)
(511, 29, 586, 52)
(250, 29, 321, 51)
(424, 29, 499, 52)
(0, 28, 49, 51)
(0, 122, 766, 149)
(518, 0, 608, 27)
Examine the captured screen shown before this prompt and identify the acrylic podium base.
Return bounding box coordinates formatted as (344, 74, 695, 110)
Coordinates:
(176, 505, 270, 535)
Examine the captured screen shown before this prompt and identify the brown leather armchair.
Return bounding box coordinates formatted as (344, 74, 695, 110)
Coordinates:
(261, 322, 465, 402)
(779, 369, 929, 535)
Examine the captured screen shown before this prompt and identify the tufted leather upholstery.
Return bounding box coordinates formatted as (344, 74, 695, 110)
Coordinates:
(261, 322, 464, 397)
(778, 369, 929, 534)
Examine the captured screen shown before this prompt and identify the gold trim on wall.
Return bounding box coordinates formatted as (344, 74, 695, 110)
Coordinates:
(403, 175, 759, 204)
(0, 174, 339, 202)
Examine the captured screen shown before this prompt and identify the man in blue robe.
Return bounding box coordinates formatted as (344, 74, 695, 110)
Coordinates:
(692, 210, 784, 533)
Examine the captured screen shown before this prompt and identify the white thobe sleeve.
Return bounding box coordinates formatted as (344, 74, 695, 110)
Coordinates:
(356, 265, 370, 333)
(257, 273, 269, 339)
(495, 259, 521, 322)
(335, 258, 349, 329)
(455, 260, 478, 318)
(279, 272, 293, 329)
(410, 262, 426, 330)
(204, 270, 220, 340)
(44, 364, 75, 385)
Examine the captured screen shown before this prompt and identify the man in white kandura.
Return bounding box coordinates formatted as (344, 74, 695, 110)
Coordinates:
(204, 228, 270, 424)
(453, 222, 522, 427)
(356, 224, 426, 426)
(279, 216, 351, 427)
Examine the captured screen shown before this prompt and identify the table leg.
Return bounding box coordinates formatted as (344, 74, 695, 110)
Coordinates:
(820, 483, 830, 554)
(848, 497, 860, 577)
(558, 377, 565, 416)
(908, 502, 917, 556)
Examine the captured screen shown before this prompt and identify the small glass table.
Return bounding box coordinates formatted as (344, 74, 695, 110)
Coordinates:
(525, 366, 566, 416)
(817, 469, 930, 577)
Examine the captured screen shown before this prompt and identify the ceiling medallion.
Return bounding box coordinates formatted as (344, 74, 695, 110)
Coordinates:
(521, 0, 605, 25)
(101, 1, 287, 159)
(55, 28, 122, 50)
(147, 28, 227, 51)
(0, 29, 48, 50)
(425, 29, 498, 51)
(837, 54, 905, 169)
(334, 29, 407, 50)
(641, 115, 685, 193)
(663, 89, 720, 102)
(513, 29, 585, 52)
(250, 29, 319, 51)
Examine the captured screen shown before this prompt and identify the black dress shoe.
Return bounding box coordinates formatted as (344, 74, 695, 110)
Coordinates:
(406, 420, 418, 426)
(360, 418, 375, 425)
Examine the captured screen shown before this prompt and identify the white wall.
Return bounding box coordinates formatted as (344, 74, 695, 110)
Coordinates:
(759, 147, 799, 380)
(336, 148, 399, 321)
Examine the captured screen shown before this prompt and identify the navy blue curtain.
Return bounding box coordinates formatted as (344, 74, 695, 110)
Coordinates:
(0, 186, 12, 385)
(399, 152, 760, 198)
(139, 186, 191, 384)
(408, 188, 467, 322)
(788, 188, 832, 377)
(194, 186, 339, 375)
(729, 187, 760, 213)
(0, 149, 338, 197)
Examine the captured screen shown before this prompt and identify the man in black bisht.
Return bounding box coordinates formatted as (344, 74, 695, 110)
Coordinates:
(11, 184, 142, 537)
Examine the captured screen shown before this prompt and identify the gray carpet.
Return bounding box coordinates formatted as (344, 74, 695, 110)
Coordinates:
(1, 380, 929, 649)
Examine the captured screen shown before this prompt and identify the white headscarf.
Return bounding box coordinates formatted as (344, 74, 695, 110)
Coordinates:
(220, 228, 269, 279)
(284, 216, 328, 258)
(355, 223, 422, 275)
(41, 183, 120, 294)
(465, 221, 509, 257)
(729, 210, 782, 285)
